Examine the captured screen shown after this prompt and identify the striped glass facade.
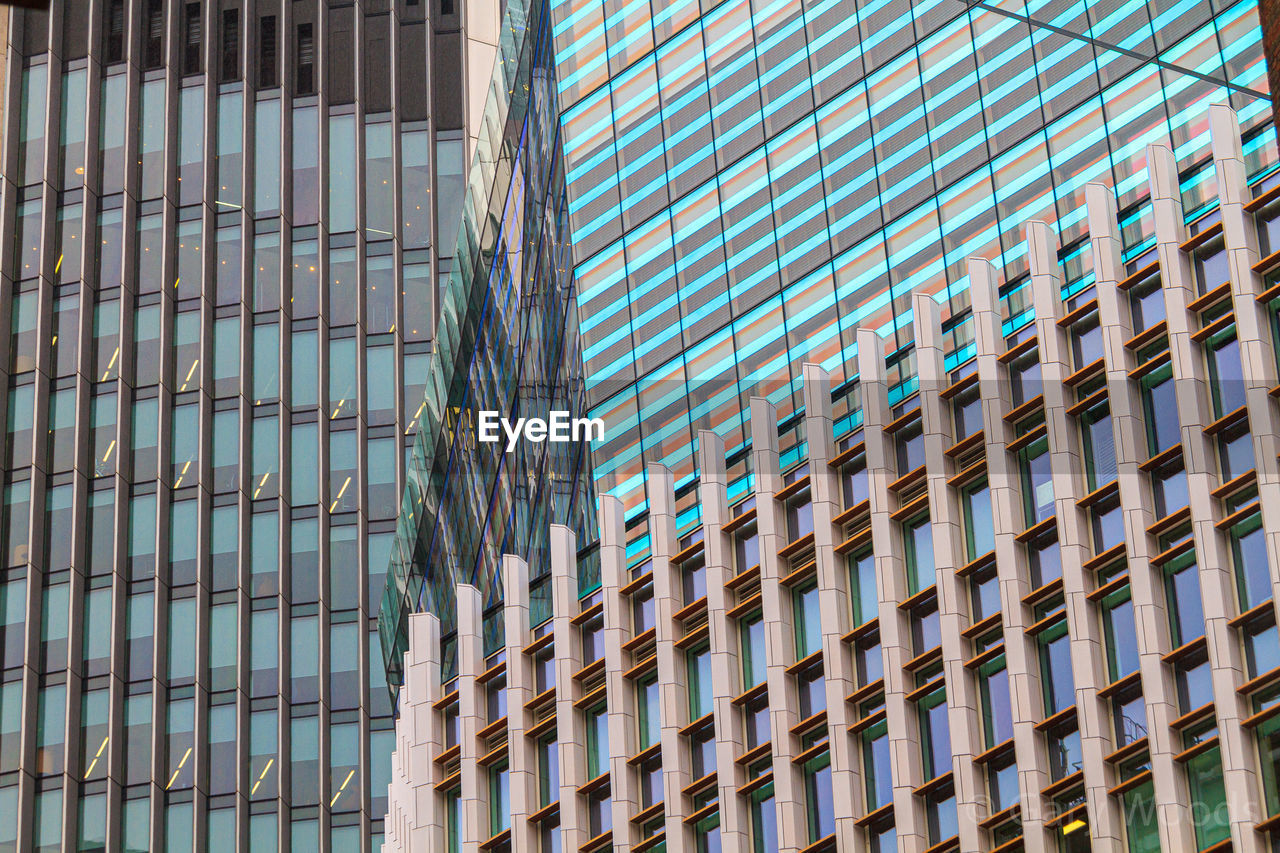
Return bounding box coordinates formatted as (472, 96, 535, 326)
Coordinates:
(0, 0, 472, 850)
(549, 0, 1279, 527)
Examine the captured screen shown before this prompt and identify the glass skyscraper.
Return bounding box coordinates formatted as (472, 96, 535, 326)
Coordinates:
(0, 0, 489, 849)
(551, 0, 1278, 528)
(377, 0, 598, 686)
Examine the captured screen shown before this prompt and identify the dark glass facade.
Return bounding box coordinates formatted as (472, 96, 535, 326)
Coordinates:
(550, 0, 1278, 529)
(0, 0, 473, 849)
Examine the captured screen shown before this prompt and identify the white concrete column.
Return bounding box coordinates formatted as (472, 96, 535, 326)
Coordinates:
(1085, 181, 1197, 850)
(749, 396, 810, 852)
(1026, 220, 1124, 851)
(801, 362, 861, 847)
(969, 258, 1051, 853)
(651, 462, 695, 850)
(503, 556, 537, 852)
(1149, 141, 1266, 852)
(382, 611, 443, 852)
(857, 329, 928, 853)
(600, 494, 639, 850)
(551, 524, 586, 849)
(698, 430, 750, 853)
(456, 584, 486, 853)
(912, 292, 987, 851)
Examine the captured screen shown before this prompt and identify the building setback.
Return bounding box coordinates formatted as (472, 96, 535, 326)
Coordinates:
(0, 0, 500, 850)
(382, 105, 1280, 853)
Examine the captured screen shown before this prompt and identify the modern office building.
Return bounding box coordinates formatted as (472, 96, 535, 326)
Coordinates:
(0, 0, 517, 849)
(552, 0, 1278, 531)
(383, 106, 1280, 852)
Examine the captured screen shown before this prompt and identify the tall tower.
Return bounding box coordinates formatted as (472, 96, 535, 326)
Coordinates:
(0, 0, 496, 849)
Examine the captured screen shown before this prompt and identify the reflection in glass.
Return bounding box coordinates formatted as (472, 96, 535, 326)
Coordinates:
(254, 229, 281, 311)
(18, 66, 48, 186)
(178, 85, 205, 205)
(329, 115, 357, 233)
(366, 121, 394, 237)
(97, 204, 124, 289)
(56, 202, 82, 283)
(367, 252, 395, 333)
(293, 107, 319, 224)
(100, 75, 127, 195)
(329, 245, 358, 326)
(60, 69, 88, 188)
(216, 92, 243, 207)
(136, 212, 164, 293)
(292, 237, 319, 317)
(402, 129, 431, 248)
(177, 218, 203, 300)
(139, 80, 166, 199)
(255, 100, 282, 213)
(216, 223, 242, 304)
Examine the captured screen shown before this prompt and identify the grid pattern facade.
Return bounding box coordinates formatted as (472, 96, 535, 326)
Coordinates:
(383, 106, 1280, 853)
(548, 0, 1278, 524)
(0, 0, 480, 850)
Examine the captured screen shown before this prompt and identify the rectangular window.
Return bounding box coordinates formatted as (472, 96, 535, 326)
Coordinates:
(786, 493, 813, 541)
(962, 480, 994, 560)
(1206, 329, 1246, 418)
(1019, 437, 1054, 526)
(1039, 621, 1074, 716)
(862, 718, 892, 811)
(903, 515, 934, 594)
(537, 737, 558, 807)
(849, 549, 877, 627)
(1152, 459, 1189, 519)
(1193, 240, 1230, 294)
(489, 763, 510, 836)
(1141, 364, 1179, 456)
(1046, 722, 1081, 780)
(793, 582, 821, 658)
(918, 685, 950, 780)
(895, 421, 924, 474)
(750, 783, 778, 853)
(1080, 401, 1116, 491)
(734, 527, 760, 572)
(1129, 275, 1165, 333)
(1184, 726, 1230, 848)
(1029, 533, 1061, 588)
(106, 0, 126, 62)
(184, 3, 202, 74)
(979, 654, 1013, 748)
(259, 16, 278, 87)
(952, 386, 983, 441)
(969, 566, 1000, 623)
(1101, 587, 1139, 682)
(1230, 511, 1271, 612)
(1164, 550, 1204, 647)
(741, 612, 766, 688)
(1071, 315, 1103, 370)
(803, 750, 834, 843)
(637, 677, 659, 750)
(687, 645, 711, 719)
(144, 0, 164, 68)
(296, 24, 315, 95)
(585, 706, 608, 780)
(1010, 350, 1042, 407)
(220, 9, 239, 82)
